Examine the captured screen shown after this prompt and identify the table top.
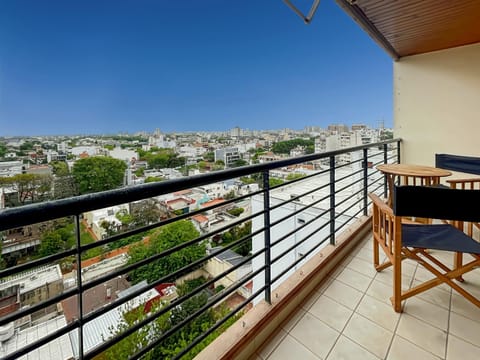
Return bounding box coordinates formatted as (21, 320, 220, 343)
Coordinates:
(376, 163, 452, 177)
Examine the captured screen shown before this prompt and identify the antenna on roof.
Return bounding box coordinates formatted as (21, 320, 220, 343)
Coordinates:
(283, 0, 321, 24)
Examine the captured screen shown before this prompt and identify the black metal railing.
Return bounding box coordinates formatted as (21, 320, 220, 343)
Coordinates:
(0, 139, 400, 360)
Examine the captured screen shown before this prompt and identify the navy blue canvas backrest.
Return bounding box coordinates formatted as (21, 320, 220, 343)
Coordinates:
(393, 185, 480, 223)
(435, 153, 480, 175)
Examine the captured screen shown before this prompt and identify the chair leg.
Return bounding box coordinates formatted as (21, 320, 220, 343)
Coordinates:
(373, 236, 379, 269)
(454, 252, 465, 282)
(392, 250, 403, 312)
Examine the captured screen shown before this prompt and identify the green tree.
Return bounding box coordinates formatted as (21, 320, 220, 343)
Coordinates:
(202, 151, 214, 162)
(227, 207, 244, 217)
(271, 139, 314, 155)
(0, 142, 7, 158)
(144, 176, 164, 183)
(52, 175, 78, 199)
(72, 156, 127, 194)
(134, 167, 144, 177)
(286, 173, 306, 181)
(269, 178, 284, 187)
(232, 159, 248, 167)
(0, 173, 52, 204)
(127, 220, 205, 284)
(50, 161, 70, 176)
(101, 301, 171, 360)
(39, 232, 64, 257)
(224, 190, 235, 200)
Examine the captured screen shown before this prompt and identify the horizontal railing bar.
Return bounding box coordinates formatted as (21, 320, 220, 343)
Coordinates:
(82, 239, 267, 326)
(268, 192, 330, 232)
(271, 231, 331, 284)
(0, 286, 80, 327)
(271, 213, 331, 268)
(2, 320, 80, 360)
(85, 267, 265, 359)
(270, 206, 330, 249)
(136, 286, 267, 360)
(0, 139, 401, 359)
(268, 181, 330, 212)
(169, 287, 266, 360)
(0, 139, 400, 231)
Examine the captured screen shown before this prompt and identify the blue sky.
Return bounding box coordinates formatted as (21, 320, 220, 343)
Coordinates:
(0, 0, 392, 136)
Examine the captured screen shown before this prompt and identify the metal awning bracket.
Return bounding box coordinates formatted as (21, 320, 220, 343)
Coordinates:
(283, 0, 321, 24)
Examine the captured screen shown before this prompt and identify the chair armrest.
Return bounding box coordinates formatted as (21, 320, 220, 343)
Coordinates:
(368, 193, 394, 217)
(446, 178, 480, 184)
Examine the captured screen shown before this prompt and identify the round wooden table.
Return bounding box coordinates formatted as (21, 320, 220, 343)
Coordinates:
(377, 163, 452, 206)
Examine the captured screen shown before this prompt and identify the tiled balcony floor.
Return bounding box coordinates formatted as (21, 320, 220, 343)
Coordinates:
(251, 236, 480, 360)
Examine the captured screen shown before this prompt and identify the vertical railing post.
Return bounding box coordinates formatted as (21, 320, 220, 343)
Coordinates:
(362, 148, 369, 216)
(329, 156, 335, 245)
(262, 170, 272, 304)
(75, 215, 84, 359)
(383, 143, 388, 198)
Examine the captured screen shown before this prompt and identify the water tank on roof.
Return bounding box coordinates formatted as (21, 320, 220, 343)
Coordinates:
(0, 322, 14, 342)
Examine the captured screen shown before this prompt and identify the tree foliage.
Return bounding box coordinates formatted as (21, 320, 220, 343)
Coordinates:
(0, 173, 52, 204)
(271, 138, 314, 155)
(286, 173, 306, 181)
(39, 231, 65, 257)
(0, 142, 7, 158)
(127, 220, 205, 284)
(50, 161, 70, 176)
(141, 149, 185, 169)
(72, 156, 127, 194)
(202, 151, 215, 162)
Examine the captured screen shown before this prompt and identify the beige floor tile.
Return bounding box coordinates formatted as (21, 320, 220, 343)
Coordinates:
(281, 308, 306, 332)
(446, 334, 480, 360)
(329, 264, 347, 279)
(413, 267, 451, 293)
(404, 296, 449, 330)
(457, 270, 480, 298)
(343, 313, 393, 359)
(387, 335, 441, 360)
(346, 257, 378, 278)
(302, 288, 323, 311)
(258, 329, 288, 359)
(290, 312, 340, 359)
(374, 267, 413, 290)
(354, 246, 372, 263)
(322, 279, 364, 310)
(309, 295, 353, 332)
(450, 293, 480, 323)
(266, 334, 319, 360)
(449, 312, 480, 347)
(366, 279, 394, 305)
(336, 267, 373, 292)
(356, 294, 400, 332)
(396, 313, 447, 358)
(412, 280, 452, 310)
(326, 335, 380, 360)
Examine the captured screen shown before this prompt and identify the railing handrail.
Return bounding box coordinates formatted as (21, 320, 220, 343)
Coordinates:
(0, 138, 400, 231)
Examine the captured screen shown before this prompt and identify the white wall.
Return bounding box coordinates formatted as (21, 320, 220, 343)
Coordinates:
(394, 43, 480, 166)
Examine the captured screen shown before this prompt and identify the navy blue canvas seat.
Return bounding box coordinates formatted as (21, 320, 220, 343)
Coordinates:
(369, 185, 480, 312)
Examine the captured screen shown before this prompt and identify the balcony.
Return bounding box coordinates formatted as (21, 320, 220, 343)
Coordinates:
(1, 140, 404, 360)
(245, 235, 480, 360)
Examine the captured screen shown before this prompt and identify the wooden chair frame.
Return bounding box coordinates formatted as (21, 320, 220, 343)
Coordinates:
(369, 186, 480, 312)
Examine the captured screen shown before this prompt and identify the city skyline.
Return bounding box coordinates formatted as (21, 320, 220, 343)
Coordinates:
(0, 1, 392, 136)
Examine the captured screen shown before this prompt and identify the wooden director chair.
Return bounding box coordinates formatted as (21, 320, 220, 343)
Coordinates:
(369, 185, 480, 312)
